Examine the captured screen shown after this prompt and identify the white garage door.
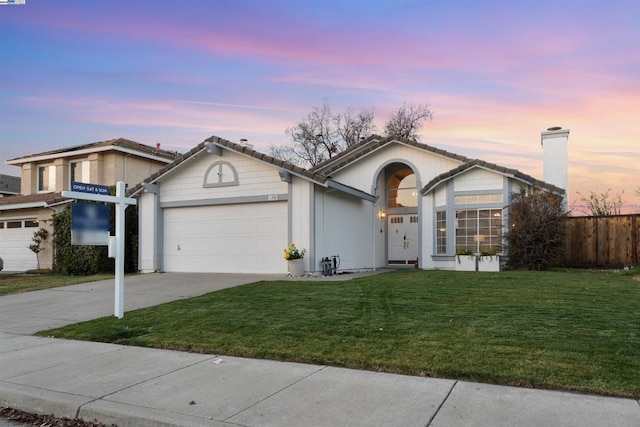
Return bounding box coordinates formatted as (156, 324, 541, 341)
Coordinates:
(163, 202, 288, 273)
(0, 219, 39, 272)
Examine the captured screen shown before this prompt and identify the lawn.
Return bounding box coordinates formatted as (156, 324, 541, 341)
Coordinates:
(0, 272, 113, 296)
(38, 269, 640, 398)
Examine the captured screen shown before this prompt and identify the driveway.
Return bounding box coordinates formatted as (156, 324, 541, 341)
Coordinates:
(0, 273, 277, 335)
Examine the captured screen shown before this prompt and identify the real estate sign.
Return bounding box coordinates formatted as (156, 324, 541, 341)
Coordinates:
(71, 202, 110, 245)
(62, 181, 136, 319)
(71, 181, 109, 195)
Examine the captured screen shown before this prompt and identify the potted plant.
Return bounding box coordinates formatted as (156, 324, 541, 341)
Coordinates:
(478, 247, 500, 272)
(456, 248, 476, 271)
(284, 243, 306, 276)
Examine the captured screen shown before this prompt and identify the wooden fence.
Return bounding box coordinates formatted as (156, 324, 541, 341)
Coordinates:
(564, 214, 639, 267)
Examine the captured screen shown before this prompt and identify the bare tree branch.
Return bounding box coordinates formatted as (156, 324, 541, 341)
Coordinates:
(271, 101, 433, 167)
(270, 101, 376, 167)
(335, 108, 376, 147)
(576, 189, 625, 216)
(383, 102, 433, 140)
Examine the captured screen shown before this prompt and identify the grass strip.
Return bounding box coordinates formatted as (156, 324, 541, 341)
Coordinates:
(0, 273, 113, 296)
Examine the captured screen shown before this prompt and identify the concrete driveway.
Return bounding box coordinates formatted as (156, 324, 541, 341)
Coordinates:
(0, 272, 277, 335)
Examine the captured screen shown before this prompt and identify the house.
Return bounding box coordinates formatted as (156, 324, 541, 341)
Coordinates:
(131, 128, 569, 274)
(0, 174, 20, 198)
(0, 138, 178, 271)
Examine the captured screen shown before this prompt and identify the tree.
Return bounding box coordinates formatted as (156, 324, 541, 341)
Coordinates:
(335, 107, 376, 147)
(27, 228, 49, 270)
(577, 189, 625, 216)
(271, 102, 376, 167)
(271, 101, 432, 167)
(505, 189, 567, 271)
(383, 102, 433, 140)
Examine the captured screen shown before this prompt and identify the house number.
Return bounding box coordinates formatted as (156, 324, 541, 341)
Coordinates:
(268, 195, 279, 201)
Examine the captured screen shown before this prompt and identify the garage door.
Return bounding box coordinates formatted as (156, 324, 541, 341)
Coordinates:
(0, 219, 39, 272)
(163, 202, 288, 273)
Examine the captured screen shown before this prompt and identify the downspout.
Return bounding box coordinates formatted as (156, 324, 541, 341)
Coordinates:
(372, 199, 376, 271)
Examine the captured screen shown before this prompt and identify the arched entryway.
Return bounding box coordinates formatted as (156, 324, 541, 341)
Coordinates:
(383, 163, 419, 266)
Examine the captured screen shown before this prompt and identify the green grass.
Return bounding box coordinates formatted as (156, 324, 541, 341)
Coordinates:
(0, 272, 113, 296)
(38, 270, 640, 398)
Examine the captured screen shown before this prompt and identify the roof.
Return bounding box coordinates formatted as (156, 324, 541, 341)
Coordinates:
(0, 192, 68, 210)
(6, 138, 179, 165)
(0, 174, 20, 195)
(311, 134, 469, 176)
(311, 134, 562, 196)
(128, 135, 331, 197)
(421, 159, 565, 195)
(129, 134, 560, 202)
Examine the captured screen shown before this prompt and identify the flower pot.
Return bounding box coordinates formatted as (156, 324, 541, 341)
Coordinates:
(478, 255, 500, 272)
(287, 259, 305, 276)
(456, 255, 477, 271)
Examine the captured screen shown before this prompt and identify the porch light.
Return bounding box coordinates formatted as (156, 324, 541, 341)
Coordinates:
(379, 210, 386, 220)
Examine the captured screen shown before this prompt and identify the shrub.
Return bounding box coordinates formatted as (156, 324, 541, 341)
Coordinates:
(505, 189, 566, 270)
(52, 205, 112, 275)
(52, 184, 140, 275)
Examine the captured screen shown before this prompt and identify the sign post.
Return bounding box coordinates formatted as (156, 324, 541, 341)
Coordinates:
(62, 181, 136, 318)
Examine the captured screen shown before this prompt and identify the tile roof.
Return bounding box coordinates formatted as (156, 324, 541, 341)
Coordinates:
(311, 134, 469, 176)
(128, 135, 330, 197)
(7, 138, 179, 163)
(0, 192, 68, 208)
(421, 159, 565, 195)
(126, 134, 561, 200)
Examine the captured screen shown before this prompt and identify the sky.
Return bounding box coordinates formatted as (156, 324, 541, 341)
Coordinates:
(0, 0, 638, 213)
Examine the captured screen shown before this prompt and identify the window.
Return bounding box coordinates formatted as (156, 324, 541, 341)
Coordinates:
(7, 221, 22, 229)
(38, 165, 56, 192)
(436, 211, 446, 254)
(203, 161, 239, 187)
(388, 170, 417, 208)
(455, 209, 502, 254)
(25, 220, 38, 228)
(70, 161, 90, 184)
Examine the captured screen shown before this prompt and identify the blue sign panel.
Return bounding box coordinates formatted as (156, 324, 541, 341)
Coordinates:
(71, 203, 110, 245)
(71, 181, 109, 195)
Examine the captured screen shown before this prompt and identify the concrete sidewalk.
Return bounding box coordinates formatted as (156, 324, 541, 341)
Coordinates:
(1, 273, 639, 426)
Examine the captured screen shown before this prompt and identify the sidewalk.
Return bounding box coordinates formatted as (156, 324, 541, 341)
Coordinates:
(1, 273, 639, 426)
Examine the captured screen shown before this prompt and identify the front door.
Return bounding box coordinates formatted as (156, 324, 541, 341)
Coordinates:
(388, 214, 418, 265)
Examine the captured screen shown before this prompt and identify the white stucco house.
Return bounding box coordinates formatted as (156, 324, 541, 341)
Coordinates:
(130, 128, 569, 274)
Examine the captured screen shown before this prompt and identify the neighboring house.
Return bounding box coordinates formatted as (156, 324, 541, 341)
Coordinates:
(0, 138, 178, 271)
(0, 174, 20, 197)
(130, 128, 569, 274)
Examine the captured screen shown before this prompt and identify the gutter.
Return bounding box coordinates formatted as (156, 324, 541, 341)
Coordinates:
(326, 180, 376, 202)
(7, 145, 174, 166)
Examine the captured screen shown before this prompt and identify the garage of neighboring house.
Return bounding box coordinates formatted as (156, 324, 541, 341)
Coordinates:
(162, 201, 288, 273)
(0, 218, 39, 271)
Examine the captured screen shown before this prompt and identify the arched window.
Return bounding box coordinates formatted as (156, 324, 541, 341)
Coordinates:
(203, 161, 239, 188)
(387, 169, 417, 208)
